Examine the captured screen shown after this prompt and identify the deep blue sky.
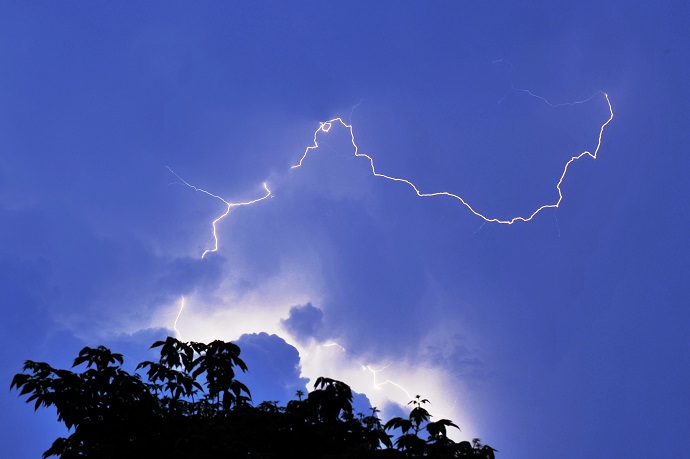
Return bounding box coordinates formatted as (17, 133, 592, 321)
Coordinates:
(2, 2, 689, 458)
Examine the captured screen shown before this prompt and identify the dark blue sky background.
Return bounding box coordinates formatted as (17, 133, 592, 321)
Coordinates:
(1, 2, 688, 458)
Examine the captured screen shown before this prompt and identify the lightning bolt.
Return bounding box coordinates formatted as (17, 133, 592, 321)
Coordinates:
(171, 88, 613, 257)
(167, 166, 272, 258)
(291, 91, 614, 225)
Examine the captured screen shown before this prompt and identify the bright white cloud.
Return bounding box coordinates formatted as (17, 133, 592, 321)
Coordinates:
(148, 272, 482, 442)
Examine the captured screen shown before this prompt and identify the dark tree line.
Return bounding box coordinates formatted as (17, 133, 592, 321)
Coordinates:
(12, 336, 497, 458)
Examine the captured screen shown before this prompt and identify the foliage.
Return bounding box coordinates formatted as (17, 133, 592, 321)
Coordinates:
(12, 336, 497, 458)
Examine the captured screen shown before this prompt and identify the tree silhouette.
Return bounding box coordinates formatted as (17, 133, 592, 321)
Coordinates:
(12, 336, 497, 458)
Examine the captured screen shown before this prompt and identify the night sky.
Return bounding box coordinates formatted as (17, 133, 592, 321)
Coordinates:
(1, 2, 689, 458)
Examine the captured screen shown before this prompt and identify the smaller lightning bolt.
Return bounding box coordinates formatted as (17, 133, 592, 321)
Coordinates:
(173, 296, 185, 340)
(167, 166, 271, 258)
(365, 363, 414, 399)
(318, 342, 414, 399)
(322, 342, 347, 352)
(500, 87, 603, 108)
(492, 59, 601, 107)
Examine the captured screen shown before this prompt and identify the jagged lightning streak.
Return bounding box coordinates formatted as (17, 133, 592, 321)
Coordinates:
(173, 296, 185, 339)
(322, 342, 347, 352)
(173, 90, 613, 256)
(291, 92, 614, 224)
(167, 166, 272, 258)
(365, 364, 413, 399)
(319, 342, 414, 399)
(492, 59, 604, 109)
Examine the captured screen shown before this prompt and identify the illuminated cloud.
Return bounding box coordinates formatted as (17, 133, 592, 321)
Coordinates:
(280, 303, 326, 344)
(147, 272, 483, 440)
(235, 332, 310, 405)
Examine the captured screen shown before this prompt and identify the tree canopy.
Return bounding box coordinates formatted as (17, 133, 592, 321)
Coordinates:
(12, 336, 497, 458)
